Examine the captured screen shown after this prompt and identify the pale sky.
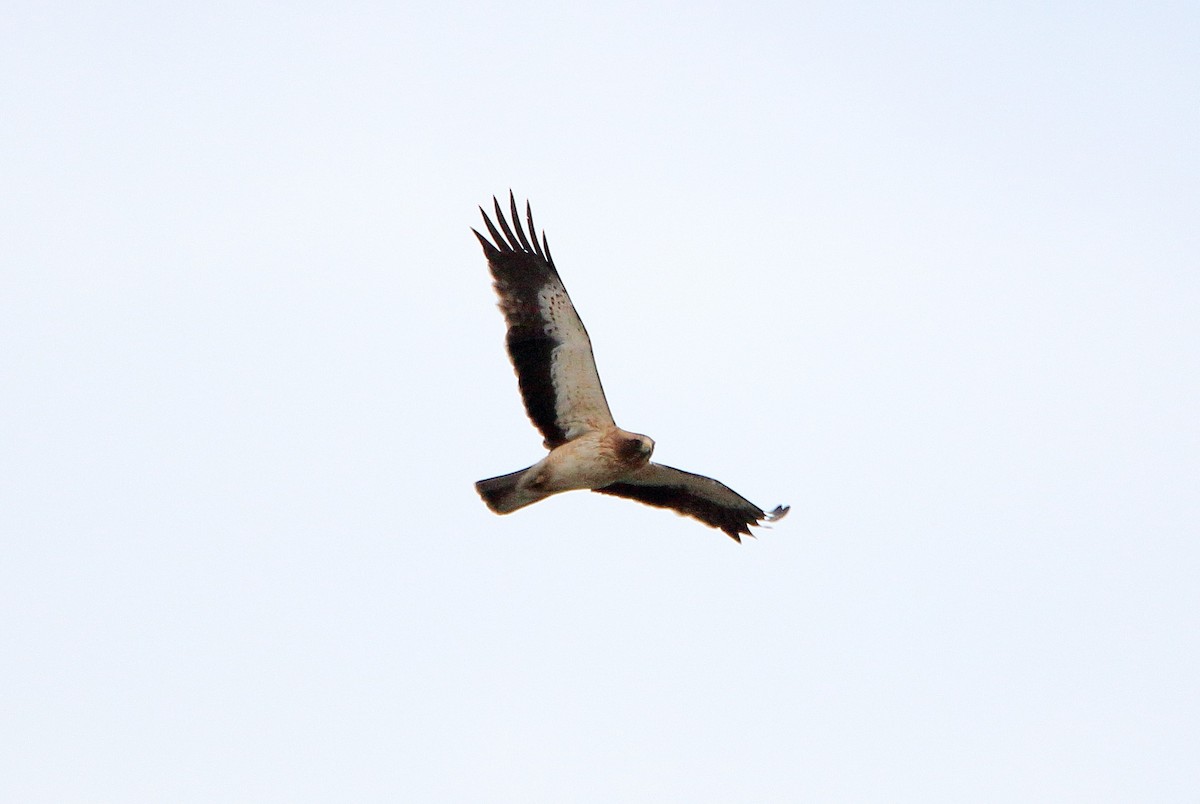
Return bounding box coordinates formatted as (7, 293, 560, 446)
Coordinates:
(3, 2, 1198, 801)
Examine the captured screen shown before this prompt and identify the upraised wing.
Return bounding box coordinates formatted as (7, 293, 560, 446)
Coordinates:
(594, 463, 790, 542)
(474, 193, 615, 448)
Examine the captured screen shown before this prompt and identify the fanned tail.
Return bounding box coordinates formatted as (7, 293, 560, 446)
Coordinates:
(475, 466, 547, 514)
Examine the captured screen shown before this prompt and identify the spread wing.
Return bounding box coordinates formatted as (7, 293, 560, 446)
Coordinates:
(474, 192, 615, 448)
(593, 463, 790, 542)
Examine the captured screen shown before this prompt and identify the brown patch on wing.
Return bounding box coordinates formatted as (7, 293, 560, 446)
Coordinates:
(594, 463, 789, 542)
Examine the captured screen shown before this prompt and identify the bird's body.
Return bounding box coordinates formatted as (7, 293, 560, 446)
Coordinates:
(473, 193, 788, 541)
(477, 427, 653, 514)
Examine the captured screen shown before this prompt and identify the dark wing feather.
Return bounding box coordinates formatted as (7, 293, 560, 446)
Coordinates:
(473, 192, 614, 448)
(594, 463, 789, 542)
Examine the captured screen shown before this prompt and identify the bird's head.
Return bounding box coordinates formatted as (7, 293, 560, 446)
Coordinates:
(616, 432, 655, 466)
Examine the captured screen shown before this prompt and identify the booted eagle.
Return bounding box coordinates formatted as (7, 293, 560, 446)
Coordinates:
(473, 193, 789, 542)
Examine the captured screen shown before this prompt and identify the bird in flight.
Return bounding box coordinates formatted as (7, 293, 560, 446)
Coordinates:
(473, 193, 789, 541)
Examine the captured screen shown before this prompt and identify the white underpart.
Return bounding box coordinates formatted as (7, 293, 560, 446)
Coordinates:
(537, 284, 614, 439)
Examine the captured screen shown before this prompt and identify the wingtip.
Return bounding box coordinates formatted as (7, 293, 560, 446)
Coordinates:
(765, 505, 790, 522)
(472, 226, 501, 257)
